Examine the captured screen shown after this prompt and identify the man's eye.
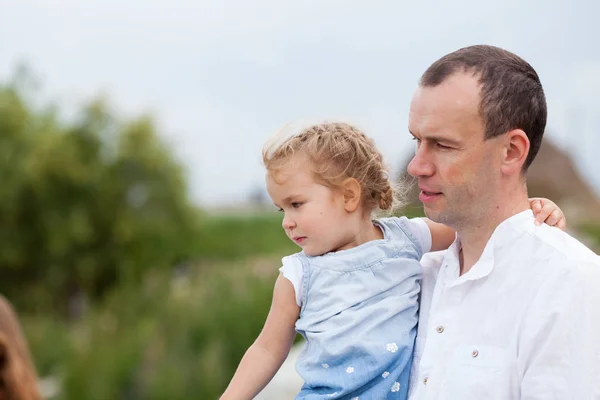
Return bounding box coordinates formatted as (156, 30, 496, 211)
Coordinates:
(436, 142, 452, 149)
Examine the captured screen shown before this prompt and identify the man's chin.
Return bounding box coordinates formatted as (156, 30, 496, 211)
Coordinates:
(423, 206, 435, 218)
(423, 207, 445, 223)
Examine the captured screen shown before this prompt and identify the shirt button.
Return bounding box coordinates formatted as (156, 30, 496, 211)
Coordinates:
(472, 350, 479, 358)
(423, 377, 429, 385)
(436, 326, 444, 333)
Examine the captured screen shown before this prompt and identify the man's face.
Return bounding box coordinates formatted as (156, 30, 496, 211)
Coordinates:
(407, 73, 504, 229)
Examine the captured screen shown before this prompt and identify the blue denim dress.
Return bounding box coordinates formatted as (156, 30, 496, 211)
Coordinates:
(285, 217, 424, 399)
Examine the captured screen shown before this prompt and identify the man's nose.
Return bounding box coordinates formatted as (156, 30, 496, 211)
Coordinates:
(407, 146, 435, 178)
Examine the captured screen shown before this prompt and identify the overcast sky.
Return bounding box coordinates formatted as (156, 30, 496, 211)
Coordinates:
(2, 0, 599, 206)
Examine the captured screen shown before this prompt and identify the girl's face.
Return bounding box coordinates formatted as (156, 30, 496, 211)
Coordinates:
(266, 158, 357, 257)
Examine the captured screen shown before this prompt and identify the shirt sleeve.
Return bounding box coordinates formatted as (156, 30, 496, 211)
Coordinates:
(398, 217, 433, 255)
(279, 256, 303, 307)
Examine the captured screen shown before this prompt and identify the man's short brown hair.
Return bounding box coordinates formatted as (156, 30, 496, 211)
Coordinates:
(420, 45, 547, 171)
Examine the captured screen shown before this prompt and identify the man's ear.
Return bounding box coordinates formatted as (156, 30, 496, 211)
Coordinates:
(501, 129, 530, 176)
(341, 178, 362, 212)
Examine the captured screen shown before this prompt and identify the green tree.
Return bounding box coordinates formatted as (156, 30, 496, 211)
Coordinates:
(0, 73, 201, 316)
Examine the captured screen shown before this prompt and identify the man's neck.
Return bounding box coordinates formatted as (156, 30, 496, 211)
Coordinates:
(457, 191, 530, 276)
(458, 225, 494, 276)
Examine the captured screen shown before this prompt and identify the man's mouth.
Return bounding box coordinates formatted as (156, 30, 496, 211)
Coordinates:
(419, 189, 442, 202)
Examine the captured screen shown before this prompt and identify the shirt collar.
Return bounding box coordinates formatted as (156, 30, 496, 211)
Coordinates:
(442, 209, 535, 287)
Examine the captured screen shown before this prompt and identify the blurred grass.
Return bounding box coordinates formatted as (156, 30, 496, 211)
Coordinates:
(21, 211, 296, 399)
(23, 257, 280, 399)
(195, 211, 298, 260)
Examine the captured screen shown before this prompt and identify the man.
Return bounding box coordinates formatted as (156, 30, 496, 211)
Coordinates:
(406, 45, 600, 399)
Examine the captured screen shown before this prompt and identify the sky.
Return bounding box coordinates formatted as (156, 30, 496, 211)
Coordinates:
(1, 0, 599, 207)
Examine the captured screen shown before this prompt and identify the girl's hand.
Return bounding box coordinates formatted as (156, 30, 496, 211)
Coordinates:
(530, 197, 566, 231)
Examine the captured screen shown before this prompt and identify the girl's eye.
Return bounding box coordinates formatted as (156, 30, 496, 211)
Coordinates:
(276, 207, 283, 212)
(291, 202, 302, 209)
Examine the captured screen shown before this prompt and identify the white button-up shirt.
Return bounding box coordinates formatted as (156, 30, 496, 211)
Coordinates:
(408, 210, 600, 400)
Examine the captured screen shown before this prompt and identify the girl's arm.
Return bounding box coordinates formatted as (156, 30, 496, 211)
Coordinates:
(220, 274, 300, 400)
(424, 197, 567, 252)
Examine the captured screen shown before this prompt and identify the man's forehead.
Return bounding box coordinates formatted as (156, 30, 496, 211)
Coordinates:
(409, 75, 483, 135)
(411, 73, 481, 114)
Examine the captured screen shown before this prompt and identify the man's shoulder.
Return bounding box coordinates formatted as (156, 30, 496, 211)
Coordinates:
(503, 225, 600, 285)
(510, 224, 598, 266)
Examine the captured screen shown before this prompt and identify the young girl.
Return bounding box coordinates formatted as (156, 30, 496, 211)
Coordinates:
(0, 295, 43, 400)
(221, 122, 565, 400)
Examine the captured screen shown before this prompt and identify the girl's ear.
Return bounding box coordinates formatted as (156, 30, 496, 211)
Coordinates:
(341, 178, 361, 212)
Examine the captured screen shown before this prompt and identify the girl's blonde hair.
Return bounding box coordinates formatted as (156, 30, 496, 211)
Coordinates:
(262, 122, 406, 214)
(0, 295, 43, 400)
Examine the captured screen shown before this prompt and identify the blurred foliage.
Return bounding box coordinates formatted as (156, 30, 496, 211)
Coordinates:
(0, 68, 299, 398)
(0, 72, 201, 316)
(22, 253, 280, 400)
(581, 224, 600, 252)
(1, 69, 298, 398)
